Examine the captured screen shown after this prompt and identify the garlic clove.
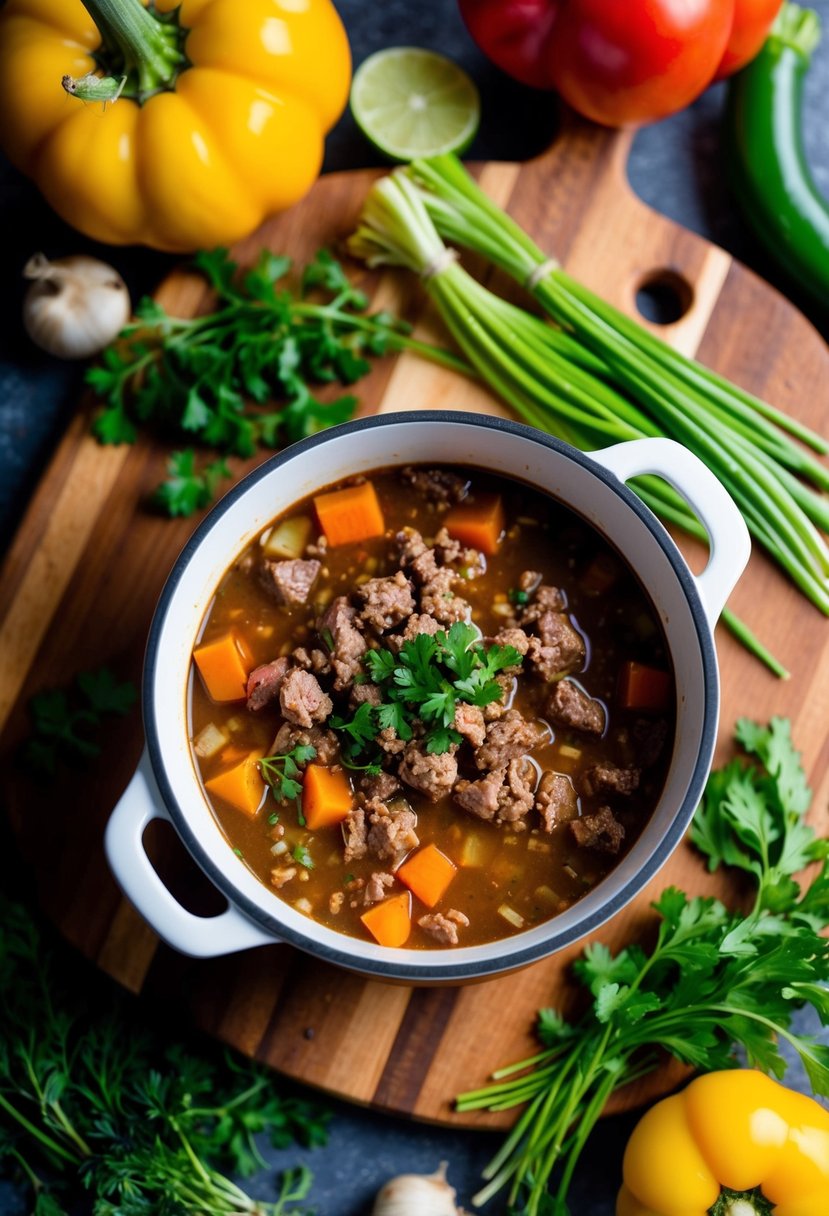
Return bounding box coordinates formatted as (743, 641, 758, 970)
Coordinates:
(23, 252, 131, 360)
(371, 1162, 465, 1216)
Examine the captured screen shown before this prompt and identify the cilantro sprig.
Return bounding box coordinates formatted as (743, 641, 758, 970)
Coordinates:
(331, 622, 522, 762)
(23, 666, 137, 776)
(87, 248, 466, 516)
(458, 718, 829, 1216)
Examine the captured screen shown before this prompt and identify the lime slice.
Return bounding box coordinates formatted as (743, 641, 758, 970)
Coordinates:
(350, 48, 480, 162)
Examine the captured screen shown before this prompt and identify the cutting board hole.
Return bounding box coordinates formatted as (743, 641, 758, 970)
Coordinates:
(143, 817, 227, 918)
(635, 271, 693, 325)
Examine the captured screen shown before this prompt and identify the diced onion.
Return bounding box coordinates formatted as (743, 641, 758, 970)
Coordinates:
(295, 898, 313, 915)
(558, 744, 582, 761)
(270, 840, 288, 856)
(498, 904, 525, 929)
(193, 722, 227, 759)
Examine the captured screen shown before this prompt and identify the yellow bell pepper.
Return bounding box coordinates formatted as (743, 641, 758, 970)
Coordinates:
(618, 1070, 829, 1216)
(0, 0, 350, 251)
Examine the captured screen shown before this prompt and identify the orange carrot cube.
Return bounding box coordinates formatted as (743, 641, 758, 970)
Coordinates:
(302, 764, 353, 830)
(205, 752, 265, 818)
(397, 843, 457, 908)
(314, 481, 385, 547)
(444, 494, 504, 555)
(618, 661, 671, 711)
(361, 892, 411, 947)
(193, 632, 251, 703)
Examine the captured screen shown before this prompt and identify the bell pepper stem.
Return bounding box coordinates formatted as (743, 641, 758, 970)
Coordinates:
(67, 0, 186, 101)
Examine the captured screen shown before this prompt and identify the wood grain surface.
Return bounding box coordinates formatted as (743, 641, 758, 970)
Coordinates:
(2, 112, 828, 1128)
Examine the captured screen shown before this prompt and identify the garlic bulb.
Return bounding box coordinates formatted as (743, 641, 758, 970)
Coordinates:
(23, 253, 131, 359)
(372, 1163, 465, 1216)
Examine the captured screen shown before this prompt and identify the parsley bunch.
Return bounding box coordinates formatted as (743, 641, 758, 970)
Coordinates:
(331, 622, 523, 763)
(458, 718, 829, 1216)
(0, 898, 328, 1215)
(23, 667, 137, 776)
(260, 744, 317, 826)
(86, 247, 466, 516)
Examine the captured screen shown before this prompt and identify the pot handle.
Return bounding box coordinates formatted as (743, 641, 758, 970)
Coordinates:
(105, 749, 277, 958)
(591, 437, 751, 627)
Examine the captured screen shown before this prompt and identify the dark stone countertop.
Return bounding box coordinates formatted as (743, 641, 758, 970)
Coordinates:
(1, 1, 827, 1212)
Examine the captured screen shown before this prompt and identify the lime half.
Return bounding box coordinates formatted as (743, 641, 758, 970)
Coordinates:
(350, 48, 480, 162)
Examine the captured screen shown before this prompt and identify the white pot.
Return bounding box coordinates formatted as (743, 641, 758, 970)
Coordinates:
(105, 413, 749, 983)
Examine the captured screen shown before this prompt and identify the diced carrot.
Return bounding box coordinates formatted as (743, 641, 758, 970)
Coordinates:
(193, 632, 251, 703)
(397, 843, 457, 908)
(302, 764, 353, 830)
(314, 481, 385, 547)
(443, 494, 504, 555)
(205, 752, 265, 818)
(361, 892, 411, 948)
(618, 660, 671, 711)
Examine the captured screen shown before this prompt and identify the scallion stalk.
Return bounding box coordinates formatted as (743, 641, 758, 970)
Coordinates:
(348, 172, 791, 678)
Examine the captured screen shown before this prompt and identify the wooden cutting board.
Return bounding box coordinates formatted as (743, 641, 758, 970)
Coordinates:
(2, 111, 829, 1129)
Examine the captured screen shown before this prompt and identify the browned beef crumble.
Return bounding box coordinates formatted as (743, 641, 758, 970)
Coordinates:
(569, 806, 625, 854)
(418, 908, 469, 945)
(546, 680, 606, 736)
(580, 763, 640, 798)
(363, 872, 395, 904)
(401, 466, 470, 505)
(475, 709, 546, 770)
(399, 742, 459, 802)
(318, 596, 366, 690)
(271, 722, 339, 766)
(365, 799, 420, 862)
(536, 772, 579, 831)
(356, 571, 415, 634)
(279, 669, 333, 729)
(246, 657, 289, 711)
(260, 558, 320, 606)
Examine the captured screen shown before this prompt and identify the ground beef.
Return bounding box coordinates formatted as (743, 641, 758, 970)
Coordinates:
(377, 727, 406, 756)
(527, 613, 586, 681)
(401, 467, 469, 505)
(270, 865, 297, 888)
(387, 612, 442, 653)
(318, 596, 366, 690)
(363, 872, 395, 904)
(546, 680, 606, 736)
(259, 558, 320, 606)
(418, 909, 469, 945)
(359, 770, 401, 802)
(536, 771, 579, 831)
(291, 646, 331, 676)
(580, 763, 640, 798)
(246, 657, 289, 711)
(454, 702, 486, 748)
(475, 709, 544, 770)
(570, 806, 625, 854)
(271, 722, 340, 765)
(455, 760, 535, 824)
(419, 566, 470, 624)
(454, 768, 502, 820)
(519, 570, 542, 592)
(432, 527, 481, 572)
(349, 681, 383, 710)
(357, 571, 415, 633)
(398, 742, 458, 802)
(279, 668, 332, 729)
(366, 801, 420, 862)
(519, 583, 566, 626)
(493, 627, 531, 659)
(343, 808, 368, 863)
(498, 759, 537, 823)
(396, 528, 430, 568)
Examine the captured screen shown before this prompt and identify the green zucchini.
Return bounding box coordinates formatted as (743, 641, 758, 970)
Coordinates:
(725, 2, 829, 306)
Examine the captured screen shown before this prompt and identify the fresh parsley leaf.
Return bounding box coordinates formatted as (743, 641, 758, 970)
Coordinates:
(292, 844, 314, 870)
(153, 450, 231, 518)
(259, 745, 316, 806)
(22, 667, 138, 777)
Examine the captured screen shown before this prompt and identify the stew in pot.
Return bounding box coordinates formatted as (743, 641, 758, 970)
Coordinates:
(189, 465, 675, 950)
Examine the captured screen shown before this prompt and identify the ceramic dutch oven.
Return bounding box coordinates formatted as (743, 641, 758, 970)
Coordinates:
(105, 412, 750, 984)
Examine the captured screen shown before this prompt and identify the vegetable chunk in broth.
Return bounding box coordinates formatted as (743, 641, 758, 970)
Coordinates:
(189, 465, 675, 950)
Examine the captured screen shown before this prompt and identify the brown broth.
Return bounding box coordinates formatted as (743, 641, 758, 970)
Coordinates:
(189, 466, 675, 949)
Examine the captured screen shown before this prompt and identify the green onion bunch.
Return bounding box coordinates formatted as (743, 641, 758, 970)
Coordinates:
(348, 168, 800, 676)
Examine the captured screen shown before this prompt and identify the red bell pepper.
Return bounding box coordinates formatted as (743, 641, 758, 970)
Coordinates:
(458, 0, 783, 125)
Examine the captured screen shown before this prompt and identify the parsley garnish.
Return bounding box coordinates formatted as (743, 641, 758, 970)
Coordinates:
(23, 666, 137, 776)
(87, 247, 461, 516)
(0, 896, 328, 1213)
(330, 622, 522, 763)
(259, 745, 316, 825)
(458, 717, 829, 1215)
(508, 587, 529, 605)
(292, 844, 315, 871)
